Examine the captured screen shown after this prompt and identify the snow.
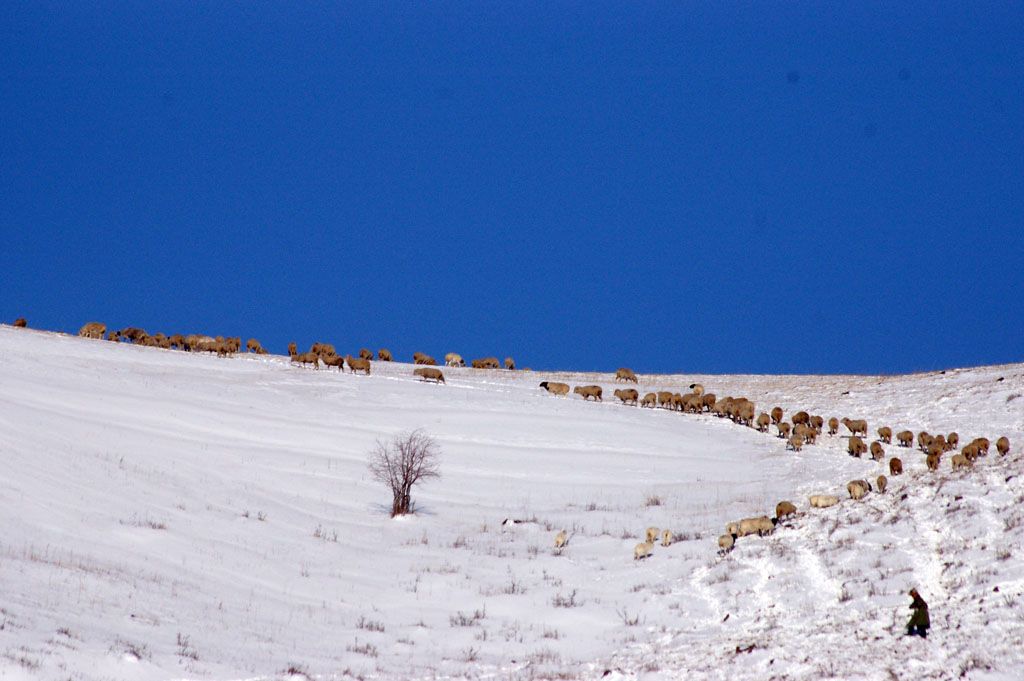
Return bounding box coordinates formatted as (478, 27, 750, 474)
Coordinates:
(1, 324, 1022, 680)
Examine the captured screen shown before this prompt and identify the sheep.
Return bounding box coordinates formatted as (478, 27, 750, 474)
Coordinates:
(803, 428, 818, 445)
(689, 383, 705, 396)
(168, 334, 186, 350)
(876, 475, 888, 494)
(828, 417, 839, 436)
(661, 529, 673, 547)
(377, 349, 393, 362)
(106, 330, 120, 342)
(738, 516, 776, 537)
(321, 353, 345, 371)
(809, 494, 840, 509)
(414, 367, 445, 384)
(775, 501, 797, 521)
(640, 392, 657, 408)
(657, 391, 675, 409)
(735, 400, 756, 427)
(540, 381, 570, 396)
(889, 457, 903, 476)
(842, 418, 868, 437)
(847, 479, 872, 501)
(634, 541, 654, 561)
(947, 432, 959, 449)
(870, 441, 885, 461)
(961, 443, 980, 463)
(971, 437, 990, 456)
(918, 431, 933, 451)
(78, 322, 107, 339)
(926, 453, 940, 471)
(472, 357, 501, 369)
(877, 427, 893, 444)
(897, 430, 914, 447)
(119, 327, 147, 343)
(810, 415, 824, 433)
(288, 342, 298, 357)
(345, 354, 371, 375)
(246, 338, 264, 354)
(504, 357, 515, 370)
(684, 394, 704, 413)
(718, 533, 737, 554)
(359, 348, 374, 361)
(788, 434, 804, 452)
(415, 354, 438, 366)
(778, 422, 792, 439)
(291, 352, 319, 370)
(927, 442, 945, 459)
(792, 411, 810, 427)
(951, 453, 972, 471)
(13, 318, 27, 327)
(645, 527, 660, 544)
(997, 436, 1010, 456)
(725, 521, 740, 537)
(573, 385, 603, 402)
(848, 436, 867, 458)
(756, 413, 771, 433)
(445, 353, 465, 367)
(933, 434, 948, 451)
(702, 393, 717, 412)
(615, 368, 638, 383)
(711, 397, 731, 417)
(614, 388, 639, 406)
(555, 530, 568, 549)
(770, 407, 783, 425)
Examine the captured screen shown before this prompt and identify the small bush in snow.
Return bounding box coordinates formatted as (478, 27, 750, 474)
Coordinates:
(367, 429, 441, 517)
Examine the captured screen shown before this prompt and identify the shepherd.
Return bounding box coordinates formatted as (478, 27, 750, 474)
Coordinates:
(906, 588, 930, 638)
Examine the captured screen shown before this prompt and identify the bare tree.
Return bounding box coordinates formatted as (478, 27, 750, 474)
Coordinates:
(368, 429, 441, 517)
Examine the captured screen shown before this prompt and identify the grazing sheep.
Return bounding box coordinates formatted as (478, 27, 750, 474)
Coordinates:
(926, 453, 940, 471)
(927, 442, 945, 460)
(870, 441, 885, 461)
(657, 391, 675, 409)
(573, 385, 603, 401)
(788, 433, 805, 451)
(971, 437, 990, 456)
(288, 342, 298, 357)
(345, 354, 371, 375)
(634, 541, 654, 561)
(689, 383, 705, 396)
(725, 522, 741, 538)
(803, 428, 818, 445)
(378, 349, 393, 361)
(877, 427, 893, 444)
(810, 415, 824, 433)
(119, 327, 147, 343)
(615, 368, 638, 383)
(415, 354, 438, 366)
(684, 394, 704, 413)
(997, 436, 1010, 456)
(951, 453, 972, 471)
(640, 392, 657, 408)
(934, 434, 949, 452)
(848, 436, 867, 458)
(778, 422, 792, 439)
(291, 352, 319, 370)
(918, 431, 933, 451)
(14, 318, 27, 327)
(505, 357, 515, 370)
(718, 533, 737, 554)
(897, 430, 914, 447)
(809, 494, 840, 509)
(889, 457, 903, 476)
(414, 367, 445, 384)
(661, 529, 673, 547)
(702, 394, 717, 411)
(847, 480, 872, 500)
(246, 338, 264, 354)
(555, 530, 568, 549)
(106, 330, 120, 342)
(770, 407, 784, 425)
(646, 527, 660, 544)
(792, 411, 810, 427)
(168, 334, 186, 350)
(359, 348, 374, 361)
(321, 353, 345, 371)
(828, 417, 839, 436)
(445, 353, 465, 367)
(756, 413, 771, 432)
(877, 475, 888, 494)
(961, 443, 980, 463)
(947, 432, 959, 449)
(78, 322, 107, 339)
(842, 418, 868, 437)
(743, 516, 777, 537)
(540, 381, 571, 396)
(775, 501, 797, 521)
(471, 357, 501, 369)
(614, 388, 639, 406)
(735, 401, 756, 427)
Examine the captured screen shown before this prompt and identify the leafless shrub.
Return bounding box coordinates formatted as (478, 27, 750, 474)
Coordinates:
(111, 637, 149, 661)
(356, 616, 385, 633)
(616, 606, 643, 626)
(346, 639, 378, 657)
(313, 524, 338, 542)
(645, 494, 662, 507)
(551, 590, 581, 608)
(449, 606, 487, 627)
(176, 632, 199, 661)
(463, 646, 479, 662)
(367, 429, 441, 517)
(838, 585, 852, 603)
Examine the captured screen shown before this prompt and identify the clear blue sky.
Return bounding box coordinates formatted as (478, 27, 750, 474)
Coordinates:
(3, 2, 1022, 374)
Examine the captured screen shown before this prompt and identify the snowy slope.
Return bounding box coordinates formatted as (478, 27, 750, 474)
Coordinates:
(0, 325, 1021, 680)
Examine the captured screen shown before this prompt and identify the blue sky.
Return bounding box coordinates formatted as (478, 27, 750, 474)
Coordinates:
(3, 2, 1022, 374)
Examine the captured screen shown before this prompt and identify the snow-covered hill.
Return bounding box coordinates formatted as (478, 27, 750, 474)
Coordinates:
(1, 325, 1022, 680)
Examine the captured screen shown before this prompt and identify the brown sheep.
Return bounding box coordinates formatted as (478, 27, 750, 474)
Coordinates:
(78, 322, 107, 339)
(788, 433, 804, 451)
(927, 442, 945, 459)
(947, 432, 959, 449)
(842, 418, 868, 437)
(889, 457, 903, 475)
(615, 368, 638, 383)
(472, 356, 500, 369)
(735, 400, 755, 427)
(504, 357, 515, 370)
(415, 354, 438, 366)
(702, 393, 717, 411)
(926, 453, 940, 471)
(876, 475, 888, 494)
(897, 430, 914, 447)
(291, 352, 319, 370)
(13, 318, 27, 327)
(775, 501, 797, 521)
(828, 417, 839, 436)
(870, 441, 885, 461)
(771, 407, 783, 425)
(657, 391, 674, 409)
(684, 394, 703, 413)
(288, 342, 298, 357)
(445, 353, 465, 367)
(961, 443, 980, 462)
(614, 388, 639, 406)
(246, 338, 264, 354)
(810, 415, 824, 433)
(640, 392, 657, 408)
(359, 348, 374, 361)
(321, 353, 345, 371)
(778, 422, 792, 439)
(877, 427, 892, 444)
(756, 413, 771, 433)
(803, 428, 818, 445)
(971, 437, 990, 456)
(792, 411, 810, 428)
(918, 431, 933, 451)
(414, 367, 445, 384)
(119, 327, 147, 343)
(573, 385, 603, 402)
(689, 383, 705, 396)
(997, 436, 1010, 456)
(847, 479, 871, 500)
(106, 330, 120, 342)
(848, 436, 867, 458)
(345, 354, 371, 375)
(933, 434, 949, 452)
(540, 381, 571, 396)
(951, 453, 972, 471)
(168, 334, 186, 350)
(378, 349, 393, 361)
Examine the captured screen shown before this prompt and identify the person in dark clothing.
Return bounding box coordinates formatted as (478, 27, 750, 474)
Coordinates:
(906, 588, 930, 637)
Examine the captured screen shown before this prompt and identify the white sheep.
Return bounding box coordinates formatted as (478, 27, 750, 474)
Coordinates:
(660, 529, 672, 547)
(718, 533, 737, 554)
(634, 541, 654, 561)
(847, 480, 871, 500)
(809, 494, 840, 509)
(645, 526, 660, 544)
(554, 530, 568, 549)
